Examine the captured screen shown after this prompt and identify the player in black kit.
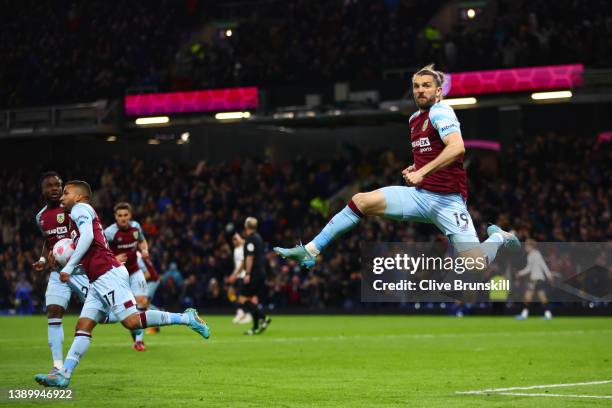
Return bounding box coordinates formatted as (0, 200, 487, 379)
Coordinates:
(237, 217, 271, 335)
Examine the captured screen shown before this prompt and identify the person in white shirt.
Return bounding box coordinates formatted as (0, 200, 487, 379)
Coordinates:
(229, 233, 251, 324)
(515, 239, 553, 320)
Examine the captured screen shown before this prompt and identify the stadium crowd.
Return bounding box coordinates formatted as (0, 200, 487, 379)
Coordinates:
(2, 0, 612, 107)
(0, 131, 609, 313)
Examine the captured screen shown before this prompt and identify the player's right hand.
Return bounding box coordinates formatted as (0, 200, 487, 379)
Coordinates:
(116, 253, 128, 263)
(402, 164, 416, 175)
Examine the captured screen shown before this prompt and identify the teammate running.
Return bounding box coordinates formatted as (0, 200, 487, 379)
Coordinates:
(32, 172, 90, 374)
(34, 181, 210, 388)
(104, 203, 150, 351)
(275, 64, 519, 271)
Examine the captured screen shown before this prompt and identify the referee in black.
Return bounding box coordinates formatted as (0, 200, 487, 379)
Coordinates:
(238, 217, 271, 335)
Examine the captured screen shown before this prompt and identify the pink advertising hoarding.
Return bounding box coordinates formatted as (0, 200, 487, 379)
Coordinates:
(125, 87, 259, 116)
(446, 64, 583, 97)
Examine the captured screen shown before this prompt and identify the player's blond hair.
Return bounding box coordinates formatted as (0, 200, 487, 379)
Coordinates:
(412, 64, 446, 88)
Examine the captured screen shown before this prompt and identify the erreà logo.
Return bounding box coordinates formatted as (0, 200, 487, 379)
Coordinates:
(421, 119, 429, 131)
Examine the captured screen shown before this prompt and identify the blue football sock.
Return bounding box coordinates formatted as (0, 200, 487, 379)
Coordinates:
(139, 310, 189, 328)
(61, 330, 91, 378)
(312, 201, 362, 252)
(47, 318, 64, 369)
(483, 233, 504, 264)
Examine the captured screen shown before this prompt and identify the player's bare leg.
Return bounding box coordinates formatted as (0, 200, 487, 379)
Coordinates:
(538, 290, 552, 320)
(517, 289, 534, 320)
(46, 305, 66, 372)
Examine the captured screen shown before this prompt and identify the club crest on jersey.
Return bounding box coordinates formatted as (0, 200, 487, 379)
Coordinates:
(133, 231, 139, 240)
(421, 119, 429, 131)
(56, 213, 65, 224)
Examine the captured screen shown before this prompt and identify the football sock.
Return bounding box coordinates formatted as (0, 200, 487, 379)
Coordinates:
(138, 310, 189, 327)
(47, 318, 64, 369)
(62, 330, 91, 378)
(310, 201, 363, 254)
(483, 233, 504, 264)
(243, 301, 263, 330)
(132, 307, 147, 342)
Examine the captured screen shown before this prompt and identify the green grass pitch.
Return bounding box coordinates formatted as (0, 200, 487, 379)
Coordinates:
(1, 315, 611, 407)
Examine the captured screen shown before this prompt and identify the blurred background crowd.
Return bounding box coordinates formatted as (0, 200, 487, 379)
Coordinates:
(0, 130, 609, 313)
(2, 0, 611, 107)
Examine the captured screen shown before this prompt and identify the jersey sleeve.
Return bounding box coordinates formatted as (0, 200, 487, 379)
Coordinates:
(35, 207, 46, 234)
(104, 224, 118, 244)
(62, 204, 95, 274)
(131, 221, 145, 241)
(430, 103, 461, 139)
(244, 239, 256, 257)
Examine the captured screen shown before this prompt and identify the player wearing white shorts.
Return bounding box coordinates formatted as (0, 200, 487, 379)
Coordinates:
(32, 172, 91, 373)
(34, 180, 210, 388)
(275, 64, 520, 271)
(104, 202, 150, 351)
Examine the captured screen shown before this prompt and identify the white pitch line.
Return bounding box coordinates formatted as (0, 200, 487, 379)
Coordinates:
(496, 392, 612, 399)
(457, 379, 612, 395)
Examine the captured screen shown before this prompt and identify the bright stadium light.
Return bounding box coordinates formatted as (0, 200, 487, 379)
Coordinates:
(147, 138, 160, 145)
(215, 111, 251, 120)
(467, 8, 476, 19)
(531, 90, 573, 100)
(135, 116, 170, 126)
(106, 135, 117, 142)
(180, 132, 190, 142)
(225, 29, 233, 37)
(443, 97, 477, 106)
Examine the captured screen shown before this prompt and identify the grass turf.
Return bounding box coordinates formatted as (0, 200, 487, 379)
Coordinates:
(1, 315, 611, 407)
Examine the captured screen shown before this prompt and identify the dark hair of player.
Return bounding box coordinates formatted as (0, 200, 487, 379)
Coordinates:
(40, 171, 62, 187)
(65, 180, 93, 199)
(113, 202, 133, 213)
(413, 63, 445, 88)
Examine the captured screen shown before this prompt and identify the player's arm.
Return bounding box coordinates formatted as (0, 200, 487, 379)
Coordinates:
(32, 213, 48, 271)
(406, 133, 465, 183)
(135, 222, 149, 259)
(60, 205, 94, 281)
(404, 104, 465, 185)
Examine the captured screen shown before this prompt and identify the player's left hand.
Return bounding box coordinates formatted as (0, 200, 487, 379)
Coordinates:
(141, 249, 150, 260)
(403, 170, 424, 186)
(59, 272, 70, 283)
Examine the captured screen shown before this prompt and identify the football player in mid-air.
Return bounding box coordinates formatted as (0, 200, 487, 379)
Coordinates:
(32, 172, 90, 374)
(104, 202, 150, 351)
(34, 181, 210, 388)
(275, 64, 519, 272)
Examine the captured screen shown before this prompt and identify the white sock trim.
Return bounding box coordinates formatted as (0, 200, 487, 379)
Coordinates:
(305, 242, 320, 256)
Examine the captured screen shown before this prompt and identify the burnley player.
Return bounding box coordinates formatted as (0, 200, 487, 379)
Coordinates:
(275, 64, 519, 270)
(32, 172, 90, 373)
(104, 202, 150, 351)
(34, 181, 210, 388)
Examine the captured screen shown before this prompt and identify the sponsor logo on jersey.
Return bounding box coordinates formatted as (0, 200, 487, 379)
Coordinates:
(421, 119, 429, 131)
(117, 241, 138, 249)
(44, 226, 68, 236)
(56, 213, 65, 224)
